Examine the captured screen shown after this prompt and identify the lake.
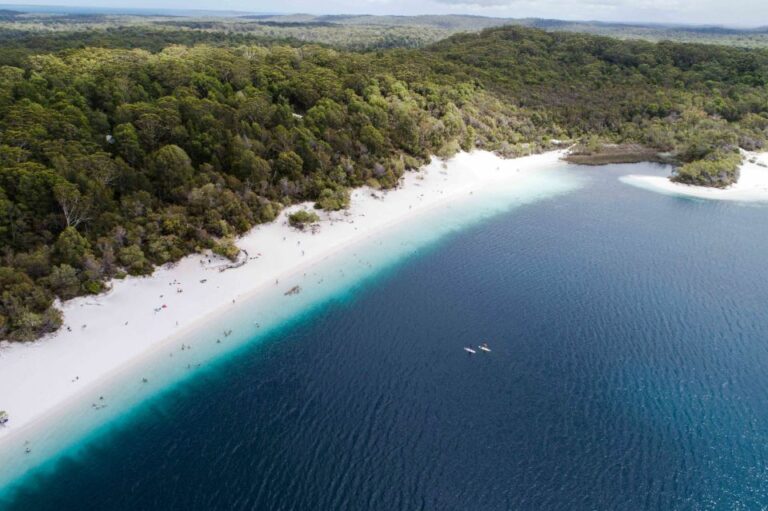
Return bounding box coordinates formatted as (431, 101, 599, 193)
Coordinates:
(4, 162, 768, 510)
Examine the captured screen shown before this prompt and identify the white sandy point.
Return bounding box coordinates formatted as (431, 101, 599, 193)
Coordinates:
(620, 151, 768, 202)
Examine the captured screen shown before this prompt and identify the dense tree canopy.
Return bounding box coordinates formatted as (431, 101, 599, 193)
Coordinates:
(1, 26, 767, 341)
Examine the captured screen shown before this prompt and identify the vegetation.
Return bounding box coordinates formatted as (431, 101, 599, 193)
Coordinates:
(3, 13, 768, 54)
(315, 187, 350, 211)
(564, 143, 665, 165)
(250, 15, 768, 49)
(288, 211, 320, 230)
(673, 150, 744, 187)
(212, 238, 240, 261)
(1, 21, 768, 341)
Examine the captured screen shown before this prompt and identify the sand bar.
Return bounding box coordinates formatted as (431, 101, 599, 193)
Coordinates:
(621, 152, 768, 202)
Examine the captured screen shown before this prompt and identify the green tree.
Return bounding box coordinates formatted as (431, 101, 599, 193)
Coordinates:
(0, 266, 61, 341)
(119, 244, 151, 275)
(360, 125, 386, 154)
(113, 123, 144, 166)
(274, 151, 304, 182)
(53, 226, 91, 268)
(46, 264, 81, 299)
(147, 144, 195, 200)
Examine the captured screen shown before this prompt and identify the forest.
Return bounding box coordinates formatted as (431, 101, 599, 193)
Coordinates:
(1, 24, 768, 341)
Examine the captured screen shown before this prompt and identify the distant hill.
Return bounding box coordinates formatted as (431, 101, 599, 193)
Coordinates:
(1, 9, 767, 50)
(239, 13, 768, 49)
(242, 13, 524, 30)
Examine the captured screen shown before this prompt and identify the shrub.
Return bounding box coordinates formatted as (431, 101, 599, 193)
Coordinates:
(118, 245, 152, 275)
(212, 238, 240, 261)
(45, 264, 80, 300)
(315, 188, 350, 211)
(0, 266, 61, 341)
(672, 151, 743, 188)
(288, 210, 320, 230)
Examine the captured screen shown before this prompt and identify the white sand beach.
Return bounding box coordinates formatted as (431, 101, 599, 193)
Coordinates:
(620, 152, 768, 202)
(0, 149, 569, 456)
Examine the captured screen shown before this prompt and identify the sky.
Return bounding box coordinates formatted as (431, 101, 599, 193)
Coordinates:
(4, 0, 766, 27)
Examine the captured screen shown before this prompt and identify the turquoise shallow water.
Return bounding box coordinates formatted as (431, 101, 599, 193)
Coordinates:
(6, 161, 768, 509)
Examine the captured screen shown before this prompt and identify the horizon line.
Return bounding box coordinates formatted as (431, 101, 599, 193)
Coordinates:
(0, 4, 765, 31)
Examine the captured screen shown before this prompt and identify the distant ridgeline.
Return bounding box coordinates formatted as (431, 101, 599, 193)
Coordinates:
(1, 25, 767, 341)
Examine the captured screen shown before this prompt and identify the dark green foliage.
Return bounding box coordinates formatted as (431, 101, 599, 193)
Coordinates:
(147, 145, 195, 200)
(0, 266, 61, 341)
(44, 264, 80, 299)
(288, 210, 320, 229)
(672, 151, 743, 187)
(315, 188, 351, 211)
(52, 227, 91, 268)
(118, 245, 151, 276)
(212, 238, 240, 261)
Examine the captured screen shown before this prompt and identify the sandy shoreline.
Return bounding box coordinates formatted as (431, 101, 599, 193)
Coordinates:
(0, 149, 569, 458)
(620, 152, 768, 202)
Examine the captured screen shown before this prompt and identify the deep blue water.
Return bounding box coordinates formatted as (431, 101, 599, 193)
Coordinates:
(5, 163, 768, 510)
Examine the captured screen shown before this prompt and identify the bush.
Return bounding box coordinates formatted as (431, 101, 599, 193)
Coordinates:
(0, 266, 61, 341)
(82, 280, 104, 294)
(288, 210, 320, 230)
(212, 238, 240, 261)
(118, 245, 152, 275)
(45, 264, 80, 300)
(260, 203, 278, 222)
(12, 308, 62, 342)
(672, 151, 743, 188)
(315, 188, 350, 211)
